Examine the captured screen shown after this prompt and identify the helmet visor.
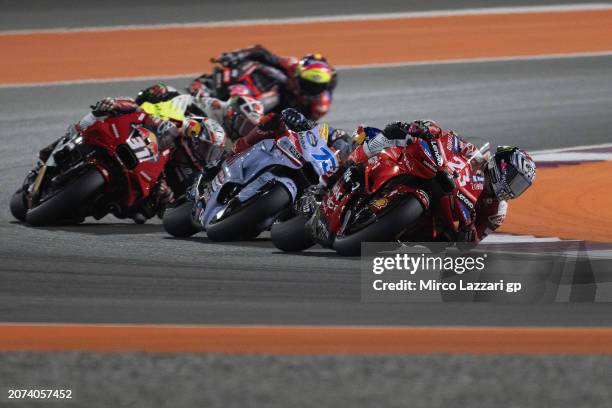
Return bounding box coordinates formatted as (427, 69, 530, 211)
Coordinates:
(233, 114, 258, 140)
(506, 171, 531, 198)
(490, 158, 532, 200)
(299, 77, 328, 95)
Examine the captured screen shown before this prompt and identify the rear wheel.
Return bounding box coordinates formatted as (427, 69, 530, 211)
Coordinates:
(206, 184, 291, 242)
(333, 196, 424, 256)
(10, 189, 27, 222)
(271, 214, 314, 252)
(25, 168, 105, 226)
(162, 201, 201, 238)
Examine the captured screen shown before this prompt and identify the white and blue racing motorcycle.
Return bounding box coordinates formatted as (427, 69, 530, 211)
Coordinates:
(162, 121, 339, 241)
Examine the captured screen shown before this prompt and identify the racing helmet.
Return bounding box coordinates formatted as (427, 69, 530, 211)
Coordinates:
(487, 146, 536, 201)
(225, 96, 264, 141)
(181, 116, 227, 165)
(295, 54, 337, 96)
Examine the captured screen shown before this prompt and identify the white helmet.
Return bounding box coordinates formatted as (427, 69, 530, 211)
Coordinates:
(182, 116, 227, 164)
(226, 96, 264, 141)
(487, 146, 536, 201)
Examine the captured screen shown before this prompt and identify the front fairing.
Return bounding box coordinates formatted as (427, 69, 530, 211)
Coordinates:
(198, 139, 301, 228)
(222, 139, 301, 185)
(83, 113, 171, 205)
(292, 123, 339, 179)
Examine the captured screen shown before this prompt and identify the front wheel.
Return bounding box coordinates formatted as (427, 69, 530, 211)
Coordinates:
(162, 201, 201, 238)
(333, 196, 424, 256)
(206, 184, 291, 242)
(25, 168, 105, 226)
(10, 189, 27, 222)
(271, 214, 314, 252)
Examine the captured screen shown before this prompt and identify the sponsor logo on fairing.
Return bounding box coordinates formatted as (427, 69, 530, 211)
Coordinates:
(430, 142, 444, 166)
(419, 140, 433, 160)
(371, 198, 388, 209)
(278, 138, 303, 162)
(421, 159, 437, 172)
(306, 131, 318, 147)
(318, 123, 329, 142)
(471, 183, 484, 190)
(456, 191, 474, 210)
(459, 203, 471, 221)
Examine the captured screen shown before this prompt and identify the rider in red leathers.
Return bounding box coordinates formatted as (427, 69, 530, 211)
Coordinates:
(307, 120, 536, 245)
(189, 45, 338, 121)
(38, 97, 226, 221)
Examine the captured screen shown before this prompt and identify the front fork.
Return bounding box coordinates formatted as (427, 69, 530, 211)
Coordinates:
(19, 162, 45, 208)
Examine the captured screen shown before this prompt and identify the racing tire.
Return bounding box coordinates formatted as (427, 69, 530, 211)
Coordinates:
(25, 168, 105, 226)
(206, 184, 291, 242)
(271, 214, 315, 252)
(162, 201, 201, 238)
(333, 196, 424, 257)
(10, 189, 27, 222)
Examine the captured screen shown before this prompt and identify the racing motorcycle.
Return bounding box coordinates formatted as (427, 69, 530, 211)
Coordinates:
(162, 123, 339, 241)
(190, 57, 281, 112)
(271, 134, 490, 256)
(137, 93, 228, 198)
(12, 112, 174, 226)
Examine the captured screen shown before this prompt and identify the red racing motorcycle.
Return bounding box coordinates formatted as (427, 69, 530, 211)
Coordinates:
(10, 112, 172, 226)
(190, 58, 282, 112)
(271, 133, 490, 256)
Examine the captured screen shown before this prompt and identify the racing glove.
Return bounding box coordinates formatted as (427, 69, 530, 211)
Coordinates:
(91, 97, 138, 117)
(383, 121, 412, 140)
(135, 83, 179, 105)
(217, 50, 245, 67)
(407, 120, 443, 140)
(281, 108, 316, 132)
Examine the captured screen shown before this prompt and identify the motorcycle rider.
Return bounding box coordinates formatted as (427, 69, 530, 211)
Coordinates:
(189, 107, 354, 229)
(136, 83, 265, 144)
(37, 96, 225, 221)
(307, 120, 536, 245)
(189, 45, 338, 120)
(233, 107, 354, 165)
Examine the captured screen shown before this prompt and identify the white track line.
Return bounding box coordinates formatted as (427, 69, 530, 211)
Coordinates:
(533, 152, 612, 162)
(2, 3, 612, 35)
(0, 73, 203, 90)
(530, 142, 612, 154)
(335, 51, 612, 70)
(531, 142, 612, 162)
(2, 51, 612, 90)
(483, 234, 562, 243)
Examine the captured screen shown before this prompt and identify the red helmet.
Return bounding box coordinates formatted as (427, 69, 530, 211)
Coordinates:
(295, 54, 337, 96)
